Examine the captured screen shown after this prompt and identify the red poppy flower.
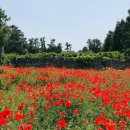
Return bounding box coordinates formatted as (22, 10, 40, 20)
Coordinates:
(29, 111, 35, 117)
(83, 119, 88, 126)
(18, 105, 24, 111)
(60, 113, 66, 118)
(65, 100, 72, 108)
(2, 108, 12, 119)
(57, 119, 67, 129)
(44, 102, 51, 111)
(18, 124, 33, 130)
(53, 101, 61, 107)
(24, 124, 33, 130)
(14, 112, 25, 121)
(73, 108, 79, 115)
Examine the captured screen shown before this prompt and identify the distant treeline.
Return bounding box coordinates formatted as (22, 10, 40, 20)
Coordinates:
(0, 8, 130, 64)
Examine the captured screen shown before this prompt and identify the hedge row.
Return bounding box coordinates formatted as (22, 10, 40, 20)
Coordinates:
(5, 51, 125, 60)
(3, 51, 130, 69)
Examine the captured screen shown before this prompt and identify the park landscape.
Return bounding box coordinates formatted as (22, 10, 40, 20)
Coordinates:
(0, 1, 130, 130)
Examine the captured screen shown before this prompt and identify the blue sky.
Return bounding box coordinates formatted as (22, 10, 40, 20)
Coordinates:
(0, 0, 130, 51)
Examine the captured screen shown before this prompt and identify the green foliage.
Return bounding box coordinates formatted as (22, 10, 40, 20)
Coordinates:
(87, 39, 102, 53)
(65, 42, 72, 52)
(5, 25, 27, 54)
(103, 31, 114, 51)
(0, 8, 10, 60)
(75, 55, 95, 68)
(97, 51, 124, 60)
(111, 20, 125, 52)
(47, 39, 63, 53)
(124, 48, 130, 61)
(40, 37, 46, 52)
(4, 51, 127, 69)
(80, 46, 88, 52)
(103, 10, 130, 53)
(0, 55, 11, 65)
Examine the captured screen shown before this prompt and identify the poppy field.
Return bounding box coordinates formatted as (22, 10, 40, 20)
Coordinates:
(0, 66, 130, 130)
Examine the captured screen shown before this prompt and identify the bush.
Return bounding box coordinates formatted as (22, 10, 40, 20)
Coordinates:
(4, 51, 129, 69)
(0, 56, 11, 65)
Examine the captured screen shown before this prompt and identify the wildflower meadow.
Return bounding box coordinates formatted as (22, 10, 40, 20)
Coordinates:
(0, 66, 130, 130)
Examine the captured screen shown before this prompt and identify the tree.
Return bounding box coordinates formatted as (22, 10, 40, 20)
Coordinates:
(103, 31, 114, 51)
(56, 43, 62, 53)
(0, 8, 10, 60)
(65, 42, 72, 52)
(50, 38, 56, 45)
(33, 38, 40, 53)
(87, 39, 102, 53)
(47, 39, 63, 53)
(34, 38, 40, 49)
(47, 39, 56, 52)
(40, 37, 46, 52)
(28, 38, 35, 53)
(28, 38, 39, 53)
(103, 10, 130, 53)
(122, 10, 130, 52)
(111, 20, 125, 52)
(126, 9, 130, 23)
(5, 25, 27, 54)
(79, 46, 88, 52)
(122, 32, 130, 51)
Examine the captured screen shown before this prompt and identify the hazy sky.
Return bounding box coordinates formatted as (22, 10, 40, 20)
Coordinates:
(0, 0, 130, 51)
